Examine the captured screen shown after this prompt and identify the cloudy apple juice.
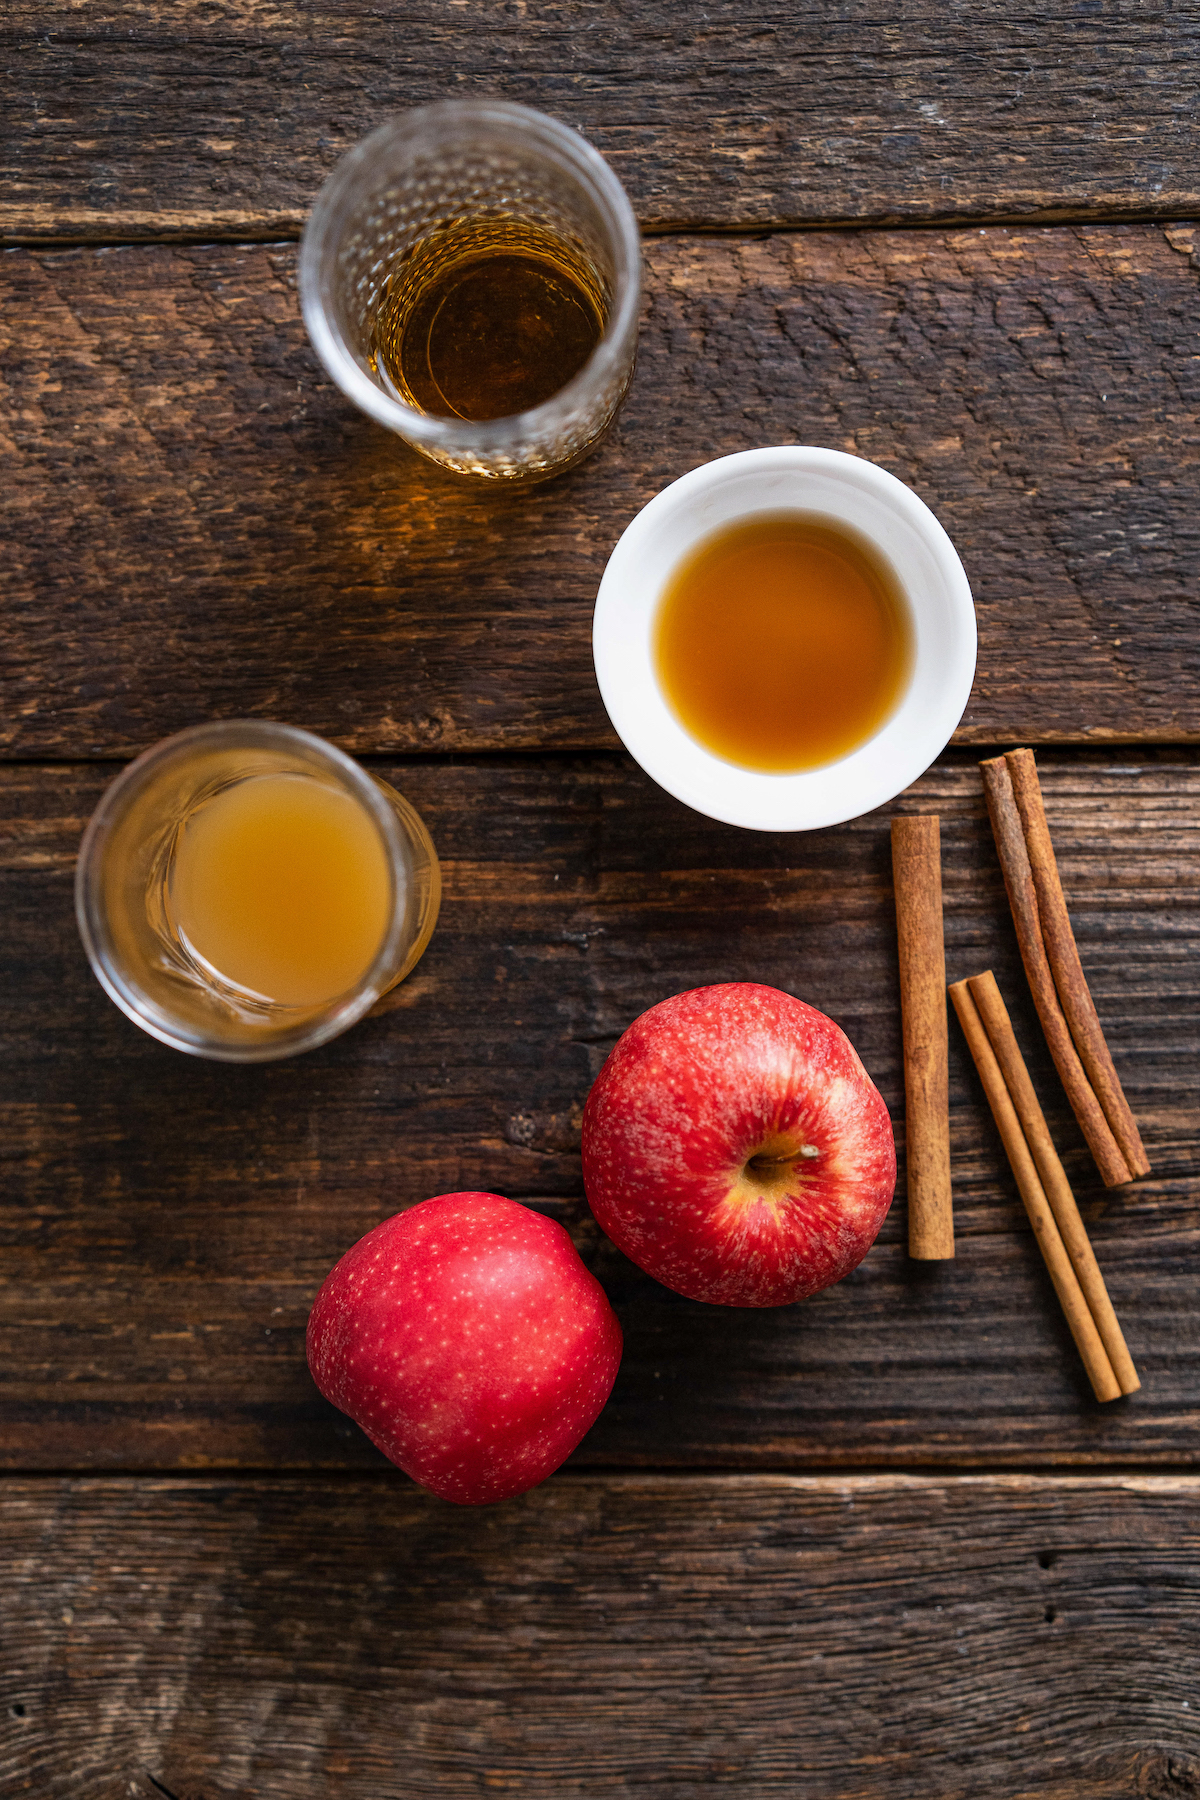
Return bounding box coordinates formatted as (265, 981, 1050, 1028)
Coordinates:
(168, 773, 392, 1008)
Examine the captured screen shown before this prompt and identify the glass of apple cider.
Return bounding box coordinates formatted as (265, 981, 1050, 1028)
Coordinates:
(76, 722, 441, 1060)
(299, 101, 641, 482)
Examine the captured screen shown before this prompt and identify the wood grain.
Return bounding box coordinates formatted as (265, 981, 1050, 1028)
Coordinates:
(3, 225, 1199, 758)
(2, 754, 1196, 1471)
(3, 1, 1199, 240)
(2, 1473, 1199, 1799)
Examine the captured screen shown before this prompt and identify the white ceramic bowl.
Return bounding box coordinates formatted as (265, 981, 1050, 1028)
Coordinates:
(592, 446, 977, 832)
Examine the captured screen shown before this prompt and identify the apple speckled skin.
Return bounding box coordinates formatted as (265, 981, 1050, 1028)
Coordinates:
(307, 1192, 623, 1505)
(581, 984, 896, 1307)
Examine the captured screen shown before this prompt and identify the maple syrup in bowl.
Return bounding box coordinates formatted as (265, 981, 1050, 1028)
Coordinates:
(593, 447, 976, 832)
(655, 513, 914, 774)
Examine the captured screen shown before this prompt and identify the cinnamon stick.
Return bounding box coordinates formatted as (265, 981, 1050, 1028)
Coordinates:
(966, 970, 1140, 1396)
(891, 816, 953, 1259)
(979, 755, 1132, 1188)
(1004, 748, 1150, 1179)
(948, 978, 1121, 1403)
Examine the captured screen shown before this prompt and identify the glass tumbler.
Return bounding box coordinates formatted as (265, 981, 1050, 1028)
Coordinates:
(299, 101, 642, 482)
(76, 722, 441, 1062)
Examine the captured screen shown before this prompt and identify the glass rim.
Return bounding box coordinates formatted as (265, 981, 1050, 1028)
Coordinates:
(298, 100, 643, 452)
(75, 719, 412, 1063)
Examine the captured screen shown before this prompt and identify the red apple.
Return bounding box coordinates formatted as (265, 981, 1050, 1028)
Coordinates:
(581, 983, 895, 1306)
(307, 1192, 622, 1505)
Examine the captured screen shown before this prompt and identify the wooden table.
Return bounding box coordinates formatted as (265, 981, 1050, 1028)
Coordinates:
(3, 7, 1199, 1795)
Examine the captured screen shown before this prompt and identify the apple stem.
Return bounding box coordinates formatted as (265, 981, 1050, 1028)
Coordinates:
(748, 1146, 819, 1171)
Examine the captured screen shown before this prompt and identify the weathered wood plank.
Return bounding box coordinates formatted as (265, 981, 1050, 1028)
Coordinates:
(1, 753, 1196, 1470)
(2, 1473, 1199, 1798)
(2, 225, 1199, 758)
(3, 1, 1199, 240)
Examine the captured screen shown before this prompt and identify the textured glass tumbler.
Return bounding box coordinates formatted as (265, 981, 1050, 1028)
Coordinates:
(299, 101, 642, 481)
(76, 722, 441, 1062)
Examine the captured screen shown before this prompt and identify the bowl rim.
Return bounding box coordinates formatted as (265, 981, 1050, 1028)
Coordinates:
(592, 446, 977, 832)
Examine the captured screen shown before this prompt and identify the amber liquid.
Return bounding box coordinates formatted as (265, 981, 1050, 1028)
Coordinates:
(654, 513, 914, 773)
(168, 774, 392, 1009)
(372, 217, 605, 422)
